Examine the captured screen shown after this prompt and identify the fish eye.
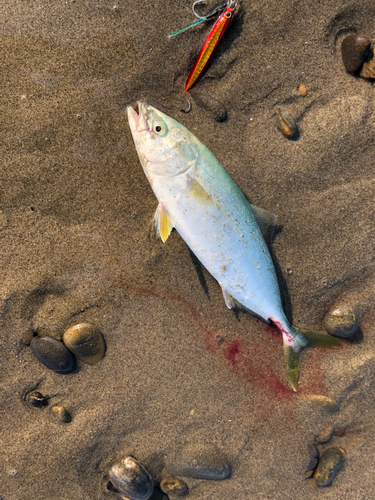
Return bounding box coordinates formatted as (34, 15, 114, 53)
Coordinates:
(152, 121, 168, 136)
(226, 11, 232, 18)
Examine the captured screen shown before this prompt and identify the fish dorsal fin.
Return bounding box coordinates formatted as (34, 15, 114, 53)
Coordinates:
(154, 203, 173, 243)
(250, 204, 277, 244)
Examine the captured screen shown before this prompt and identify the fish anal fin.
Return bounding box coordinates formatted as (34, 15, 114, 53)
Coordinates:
(250, 204, 277, 244)
(222, 288, 250, 312)
(154, 203, 173, 243)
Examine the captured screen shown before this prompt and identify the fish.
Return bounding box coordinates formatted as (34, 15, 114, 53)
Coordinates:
(184, 0, 238, 92)
(127, 103, 341, 390)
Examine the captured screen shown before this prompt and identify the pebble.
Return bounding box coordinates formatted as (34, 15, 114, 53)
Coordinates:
(275, 108, 298, 139)
(108, 456, 154, 500)
(26, 391, 48, 408)
(305, 443, 319, 478)
(160, 476, 188, 497)
(315, 447, 345, 487)
(341, 34, 371, 73)
(323, 306, 358, 338)
(30, 336, 76, 373)
(303, 395, 339, 413)
(22, 329, 35, 346)
(51, 405, 72, 424)
(316, 425, 335, 444)
(298, 84, 307, 96)
(335, 428, 345, 437)
(165, 441, 231, 480)
(191, 92, 227, 122)
(63, 323, 105, 365)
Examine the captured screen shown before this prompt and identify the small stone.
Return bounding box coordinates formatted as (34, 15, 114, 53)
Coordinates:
(160, 476, 188, 497)
(275, 108, 298, 139)
(63, 323, 105, 365)
(315, 447, 345, 487)
(165, 441, 230, 480)
(51, 405, 72, 424)
(30, 336, 75, 373)
(341, 34, 371, 73)
(22, 329, 35, 346)
(323, 306, 358, 338)
(305, 443, 319, 472)
(298, 84, 307, 97)
(316, 425, 335, 444)
(26, 391, 48, 408)
(305, 469, 315, 479)
(303, 395, 339, 413)
(335, 428, 345, 437)
(108, 456, 153, 500)
(191, 92, 227, 122)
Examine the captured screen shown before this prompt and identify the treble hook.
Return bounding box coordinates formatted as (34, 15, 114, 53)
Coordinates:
(192, 0, 208, 19)
(192, 0, 230, 20)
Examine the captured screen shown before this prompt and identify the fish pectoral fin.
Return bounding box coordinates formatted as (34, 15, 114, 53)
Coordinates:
(154, 203, 174, 243)
(250, 205, 277, 244)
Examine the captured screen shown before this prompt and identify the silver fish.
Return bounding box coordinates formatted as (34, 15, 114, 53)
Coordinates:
(127, 103, 341, 390)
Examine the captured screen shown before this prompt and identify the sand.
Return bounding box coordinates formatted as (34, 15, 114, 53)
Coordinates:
(1, 0, 375, 498)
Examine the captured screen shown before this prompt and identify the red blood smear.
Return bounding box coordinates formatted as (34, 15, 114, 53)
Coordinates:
(225, 340, 240, 365)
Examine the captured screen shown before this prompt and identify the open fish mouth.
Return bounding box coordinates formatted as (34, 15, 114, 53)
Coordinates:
(127, 102, 151, 133)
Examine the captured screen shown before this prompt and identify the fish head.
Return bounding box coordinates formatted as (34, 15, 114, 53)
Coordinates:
(127, 103, 198, 178)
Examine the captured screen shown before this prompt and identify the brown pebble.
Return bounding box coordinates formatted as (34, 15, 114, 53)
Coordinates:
(299, 84, 307, 96)
(63, 323, 105, 365)
(304, 395, 339, 413)
(23, 329, 35, 346)
(160, 476, 188, 497)
(335, 428, 345, 437)
(316, 425, 335, 444)
(305, 469, 315, 479)
(341, 34, 371, 73)
(275, 108, 298, 139)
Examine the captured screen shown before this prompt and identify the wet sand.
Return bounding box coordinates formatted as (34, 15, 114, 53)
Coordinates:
(1, 0, 375, 498)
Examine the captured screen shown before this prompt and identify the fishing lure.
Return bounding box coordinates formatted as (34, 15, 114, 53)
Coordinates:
(185, 0, 238, 92)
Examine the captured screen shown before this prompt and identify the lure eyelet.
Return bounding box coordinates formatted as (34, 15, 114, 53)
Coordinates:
(152, 121, 168, 136)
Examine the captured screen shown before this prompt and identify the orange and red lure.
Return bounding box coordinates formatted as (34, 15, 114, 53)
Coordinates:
(184, 0, 238, 92)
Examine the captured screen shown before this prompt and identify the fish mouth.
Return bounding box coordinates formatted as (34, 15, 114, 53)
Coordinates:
(127, 102, 151, 133)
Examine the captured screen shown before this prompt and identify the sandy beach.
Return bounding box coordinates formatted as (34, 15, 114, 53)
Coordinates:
(1, 0, 375, 498)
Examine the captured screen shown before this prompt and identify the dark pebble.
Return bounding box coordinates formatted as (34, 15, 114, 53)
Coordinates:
(165, 441, 231, 480)
(160, 476, 188, 497)
(275, 108, 298, 139)
(341, 34, 371, 73)
(26, 391, 48, 408)
(315, 447, 345, 487)
(191, 92, 227, 122)
(30, 336, 75, 373)
(305, 443, 319, 472)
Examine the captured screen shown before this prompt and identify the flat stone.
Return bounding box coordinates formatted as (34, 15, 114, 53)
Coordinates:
(165, 442, 230, 480)
(323, 306, 358, 338)
(305, 443, 319, 472)
(275, 108, 298, 139)
(30, 336, 75, 373)
(315, 447, 345, 487)
(303, 395, 339, 413)
(63, 323, 105, 365)
(341, 34, 371, 73)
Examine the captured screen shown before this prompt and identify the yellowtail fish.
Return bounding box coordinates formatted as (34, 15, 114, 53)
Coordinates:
(127, 103, 341, 390)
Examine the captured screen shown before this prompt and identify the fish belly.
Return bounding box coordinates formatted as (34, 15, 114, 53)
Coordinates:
(152, 173, 285, 323)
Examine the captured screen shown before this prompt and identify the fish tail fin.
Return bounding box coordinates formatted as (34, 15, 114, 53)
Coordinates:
(282, 325, 343, 391)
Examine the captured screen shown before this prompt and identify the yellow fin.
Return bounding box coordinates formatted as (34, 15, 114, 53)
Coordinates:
(154, 203, 173, 243)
